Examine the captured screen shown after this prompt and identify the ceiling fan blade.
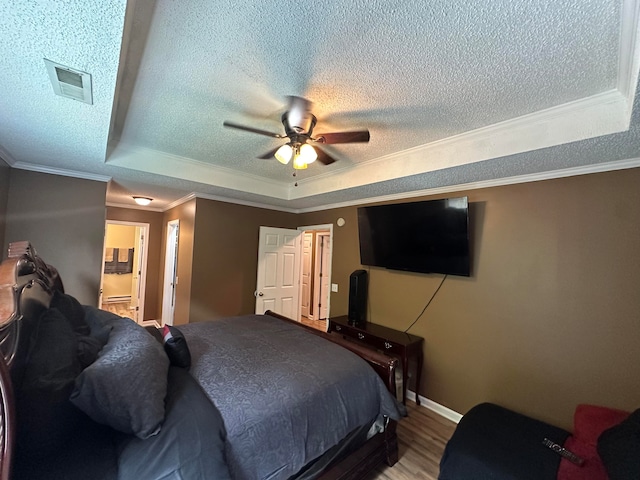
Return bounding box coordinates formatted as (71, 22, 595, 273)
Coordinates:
(223, 121, 284, 138)
(313, 146, 337, 166)
(314, 130, 370, 144)
(258, 146, 282, 159)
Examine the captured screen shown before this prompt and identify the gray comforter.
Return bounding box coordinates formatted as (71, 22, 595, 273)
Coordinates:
(180, 314, 403, 480)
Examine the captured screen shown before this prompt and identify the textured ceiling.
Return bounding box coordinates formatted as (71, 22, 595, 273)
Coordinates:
(1, 0, 639, 212)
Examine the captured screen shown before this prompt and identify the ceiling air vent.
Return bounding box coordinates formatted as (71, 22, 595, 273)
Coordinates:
(44, 59, 93, 105)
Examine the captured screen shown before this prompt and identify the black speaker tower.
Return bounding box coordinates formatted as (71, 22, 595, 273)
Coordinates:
(348, 269, 368, 326)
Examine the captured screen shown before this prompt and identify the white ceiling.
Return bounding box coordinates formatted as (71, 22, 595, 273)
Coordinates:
(1, 0, 640, 212)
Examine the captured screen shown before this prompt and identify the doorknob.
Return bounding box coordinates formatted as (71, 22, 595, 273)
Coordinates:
(258, 292, 264, 296)
(254, 291, 264, 297)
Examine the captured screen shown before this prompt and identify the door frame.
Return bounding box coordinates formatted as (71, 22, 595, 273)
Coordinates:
(100, 220, 149, 323)
(162, 219, 180, 326)
(300, 232, 314, 319)
(297, 223, 334, 325)
(313, 231, 331, 321)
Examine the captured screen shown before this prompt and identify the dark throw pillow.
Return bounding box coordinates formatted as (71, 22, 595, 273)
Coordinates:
(161, 325, 192, 369)
(77, 335, 104, 369)
(71, 316, 170, 439)
(16, 307, 84, 456)
(51, 290, 90, 336)
(51, 291, 104, 368)
(597, 408, 640, 480)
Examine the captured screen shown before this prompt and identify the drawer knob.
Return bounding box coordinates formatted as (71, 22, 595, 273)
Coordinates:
(335, 325, 342, 331)
(384, 341, 393, 349)
(357, 333, 365, 340)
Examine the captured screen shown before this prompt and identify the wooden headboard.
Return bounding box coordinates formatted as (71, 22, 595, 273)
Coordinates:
(0, 241, 60, 480)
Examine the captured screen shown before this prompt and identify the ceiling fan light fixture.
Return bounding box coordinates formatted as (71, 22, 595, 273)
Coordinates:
(133, 196, 153, 206)
(292, 155, 308, 170)
(275, 144, 293, 164)
(298, 144, 317, 164)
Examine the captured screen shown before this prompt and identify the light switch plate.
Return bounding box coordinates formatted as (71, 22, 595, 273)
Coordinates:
(331, 283, 338, 292)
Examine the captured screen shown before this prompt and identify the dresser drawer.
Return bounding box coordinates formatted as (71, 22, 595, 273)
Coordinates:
(364, 335, 403, 355)
(330, 322, 359, 338)
(329, 321, 403, 355)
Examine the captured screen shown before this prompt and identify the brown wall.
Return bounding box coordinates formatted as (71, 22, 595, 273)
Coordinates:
(0, 160, 10, 252)
(2, 164, 638, 430)
(106, 207, 164, 321)
(300, 168, 640, 430)
(189, 198, 297, 323)
(4, 169, 107, 305)
(161, 199, 196, 326)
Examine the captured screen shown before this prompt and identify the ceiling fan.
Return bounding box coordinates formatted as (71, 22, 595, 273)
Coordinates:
(223, 96, 370, 169)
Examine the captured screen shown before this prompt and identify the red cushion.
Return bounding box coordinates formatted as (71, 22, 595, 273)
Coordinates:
(573, 404, 630, 446)
(557, 405, 630, 480)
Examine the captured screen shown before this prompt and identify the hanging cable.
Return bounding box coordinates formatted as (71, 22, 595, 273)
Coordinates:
(404, 274, 448, 333)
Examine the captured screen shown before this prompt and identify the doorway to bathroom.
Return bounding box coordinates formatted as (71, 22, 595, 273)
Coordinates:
(99, 221, 149, 324)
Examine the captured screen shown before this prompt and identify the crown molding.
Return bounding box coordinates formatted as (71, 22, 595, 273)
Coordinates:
(291, 88, 630, 199)
(11, 161, 111, 183)
(0, 146, 17, 167)
(296, 157, 640, 213)
(163, 193, 197, 211)
(193, 192, 298, 213)
(106, 142, 291, 199)
(105, 201, 164, 213)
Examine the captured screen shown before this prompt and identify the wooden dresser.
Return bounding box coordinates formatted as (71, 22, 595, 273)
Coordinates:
(328, 315, 424, 405)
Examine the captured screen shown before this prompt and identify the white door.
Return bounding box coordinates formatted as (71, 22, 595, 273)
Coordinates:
(130, 226, 148, 323)
(300, 232, 313, 318)
(162, 220, 180, 326)
(314, 232, 331, 320)
(255, 226, 302, 319)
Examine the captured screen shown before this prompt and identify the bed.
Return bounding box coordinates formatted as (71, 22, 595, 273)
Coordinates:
(0, 240, 404, 480)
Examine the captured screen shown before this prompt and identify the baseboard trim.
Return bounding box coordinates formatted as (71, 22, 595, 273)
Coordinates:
(406, 390, 463, 424)
(140, 319, 161, 328)
(103, 295, 132, 303)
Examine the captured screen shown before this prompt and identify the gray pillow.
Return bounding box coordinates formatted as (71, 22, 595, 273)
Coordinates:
(70, 316, 170, 438)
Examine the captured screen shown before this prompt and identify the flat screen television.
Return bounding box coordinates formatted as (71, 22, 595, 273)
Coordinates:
(357, 196, 471, 276)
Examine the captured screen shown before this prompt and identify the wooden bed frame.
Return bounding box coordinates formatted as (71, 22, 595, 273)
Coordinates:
(0, 241, 399, 480)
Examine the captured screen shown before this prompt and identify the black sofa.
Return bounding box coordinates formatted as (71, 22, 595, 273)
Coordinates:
(439, 402, 640, 480)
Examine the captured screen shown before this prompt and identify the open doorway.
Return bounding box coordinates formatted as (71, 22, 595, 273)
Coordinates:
(162, 219, 180, 326)
(254, 223, 333, 332)
(100, 221, 149, 324)
(298, 224, 333, 332)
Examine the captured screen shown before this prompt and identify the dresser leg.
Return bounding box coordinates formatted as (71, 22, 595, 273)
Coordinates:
(402, 353, 408, 405)
(415, 350, 423, 405)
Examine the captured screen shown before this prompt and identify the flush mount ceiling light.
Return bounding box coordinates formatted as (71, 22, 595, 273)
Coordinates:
(133, 196, 153, 206)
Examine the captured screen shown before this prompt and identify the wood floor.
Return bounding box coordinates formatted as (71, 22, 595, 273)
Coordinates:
(368, 401, 457, 480)
(101, 301, 133, 318)
(299, 315, 328, 331)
